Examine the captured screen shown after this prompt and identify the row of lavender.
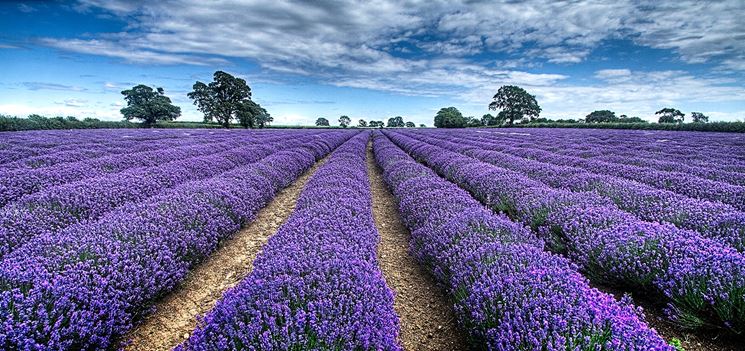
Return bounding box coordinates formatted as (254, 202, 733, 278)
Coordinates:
(426, 130, 745, 210)
(178, 132, 401, 350)
(372, 133, 671, 349)
(482, 128, 745, 171)
(402, 131, 745, 251)
(473, 129, 745, 186)
(0, 131, 354, 350)
(385, 130, 745, 334)
(0, 133, 333, 260)
(0, 129, 235, 166)
(0, 131, 270, 206)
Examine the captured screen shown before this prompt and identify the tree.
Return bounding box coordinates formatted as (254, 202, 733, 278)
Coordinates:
(465, 116, 483, 127)
(315, 117, 330, 127)
(434, 107, 466, 128)
(405, 121, 416, 128)
(691, 112, 709, 123)
(358, 119, 368, 127)
(120, 84, 181, 126)
(617, 115, 646, 123)
(236, 100, 272, 128)
(481, 113, 502, 126)
(489, 85, 541, 124)
(188, 71, 252, 128)
(387, 116, 405, 128)
(585, 110, 617, 123)
(339, 115, 351, 128)
(656, 108, 685, 123)
(419, 124, 426, 128)
(369, 120, 384, 128)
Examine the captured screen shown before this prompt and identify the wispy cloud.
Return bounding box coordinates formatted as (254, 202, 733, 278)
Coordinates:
(23, 82, 88, 92)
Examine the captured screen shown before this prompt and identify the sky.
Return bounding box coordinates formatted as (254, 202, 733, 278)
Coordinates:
(0, 0, 744, 126)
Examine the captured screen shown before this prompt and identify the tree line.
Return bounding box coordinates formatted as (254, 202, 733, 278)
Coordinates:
(433, 85, 717, 128)
(314, 115, 424, 128)
(120, 71, 273, 128)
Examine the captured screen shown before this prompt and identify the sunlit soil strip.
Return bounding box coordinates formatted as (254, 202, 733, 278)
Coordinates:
(122, 154, 332, 351)
(366, 143, 469, 351)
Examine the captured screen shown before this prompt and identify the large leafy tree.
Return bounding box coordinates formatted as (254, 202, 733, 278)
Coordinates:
(434, 107, 466, 128)
(188, 71, 252, 128)
(358, 119, 368, 127)
(237, 100, 272, 129)
(369, 120, 385, 128)
(120, 85, 181, 126)
(339, 115, 351, 128)
(405, 121, 415, 128)
(489, 85, 541, 124)
(585, 110, 617, 123)
(691, 112, 709, 123)
(656, 108, 685, 123)
(315, 117, 330, 126)
(387, 116, 405, 128)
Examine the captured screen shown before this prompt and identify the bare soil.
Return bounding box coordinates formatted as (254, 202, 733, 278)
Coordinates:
(122, 156, 330, 351)
(597, 284, 742, 351)
(366, 143, 471, 351)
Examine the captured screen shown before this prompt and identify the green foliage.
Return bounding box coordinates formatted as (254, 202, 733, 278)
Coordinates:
(235, 100, 272, 129)
(419, 124, 426, 128)
(120, 85, 181, 126)
(499, 121, 745, 132)
(656, 107, 685, 123)
(338, 115, 351, 128)
(358, 119, 367, 127)
(465, 116, 483, 127)
(481, 113, 505, 126)
(405, 121, 415, 128)
(669, 338, 685, 351)
(618, 115, 647, 123)
(315, 117, 330, 126)
(585, 110, 616, 123)
(188, 71, 252, 128)
(691, 112, 709, 123)
(387, 116, 405, 128)
(369, 120, 385, 128)
(434, 107, 466, 128)
(0, 114, 136, 131)
(489, 85, 541, 124)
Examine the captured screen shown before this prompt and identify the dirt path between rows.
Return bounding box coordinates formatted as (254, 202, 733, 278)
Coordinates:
(366, 143, 470, 351)
(122, 155, 330, 351)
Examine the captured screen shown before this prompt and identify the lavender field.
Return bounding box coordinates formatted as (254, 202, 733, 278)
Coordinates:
(0, 128, 743, 350)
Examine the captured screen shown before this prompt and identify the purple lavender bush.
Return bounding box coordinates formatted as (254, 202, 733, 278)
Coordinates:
(384, 130, 745, 334)
(373, 133, 671, 350)
(0, 131, 354, 350)
(178, 131, 401, 351)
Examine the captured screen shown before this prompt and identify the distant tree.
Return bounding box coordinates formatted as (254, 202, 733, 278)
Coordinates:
(405, 121, 416, 128)
(465, 116, 483, 127)
(419, 124, 426, 128)
(585, 110, 617, 123)
(387, 116, 405, 128)
(481, 113, 502, 126)
(315, 117, 330, 126)
(120, 84, 181, 126)
(656, 108, 685, 123)
(554, 118, 578, 123)
(358, 119, 368, 127)
(532, 117, 550, 123)
(489, 85, 541, 124)
(188, 71, 251, 128)
(434, 107, 466, 128)
(339, 115, 351, 128)
(617, 115, 647, 123)
(236, 100, 271, 128)
(369, 120, 385, 128)
(691, 112, 709, 123)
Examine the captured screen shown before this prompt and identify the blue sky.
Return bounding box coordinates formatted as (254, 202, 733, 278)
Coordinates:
(1, 0, 744, 125)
